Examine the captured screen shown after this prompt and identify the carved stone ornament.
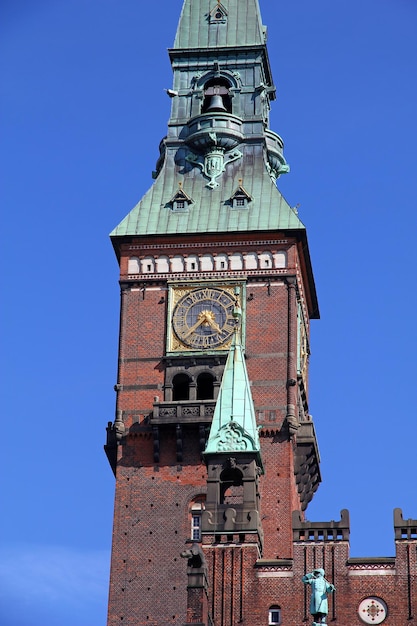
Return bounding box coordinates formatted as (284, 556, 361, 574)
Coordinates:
(114, 410, 125, 441)
(186, 146, 242, 188)
(213, 421, 248, 452)
(265, 159, 290, 183)
(358, 597, 387, 624)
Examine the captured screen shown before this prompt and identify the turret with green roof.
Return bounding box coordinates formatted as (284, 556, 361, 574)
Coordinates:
(203, 326, 264, 473)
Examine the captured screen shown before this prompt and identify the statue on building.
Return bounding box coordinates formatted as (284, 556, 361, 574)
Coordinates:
(180, 543, 206, 571)
(302, 569, 335, 625)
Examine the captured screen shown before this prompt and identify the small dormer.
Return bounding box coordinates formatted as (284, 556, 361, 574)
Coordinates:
(209, 1, 228, 24)
(229, 181, 252, 209)
(168, 184, 193, 212)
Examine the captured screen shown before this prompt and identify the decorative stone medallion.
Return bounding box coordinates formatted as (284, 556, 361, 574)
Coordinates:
(358, 597, 387, 624)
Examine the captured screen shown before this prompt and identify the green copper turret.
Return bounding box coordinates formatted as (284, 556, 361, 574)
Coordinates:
(204, 325, 264, 473)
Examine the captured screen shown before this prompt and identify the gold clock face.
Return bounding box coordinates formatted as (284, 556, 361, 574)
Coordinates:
(171, 286, 238, 350)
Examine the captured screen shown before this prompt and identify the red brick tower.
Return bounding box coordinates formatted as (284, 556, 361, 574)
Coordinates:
(105, 2, 319, 623)
(105, 2, 416, 625)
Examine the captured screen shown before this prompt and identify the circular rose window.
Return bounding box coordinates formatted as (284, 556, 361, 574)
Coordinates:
(358, 597, 387, 624)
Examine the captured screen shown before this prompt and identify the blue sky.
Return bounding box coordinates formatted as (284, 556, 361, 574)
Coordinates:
(1, 1, 416, 624)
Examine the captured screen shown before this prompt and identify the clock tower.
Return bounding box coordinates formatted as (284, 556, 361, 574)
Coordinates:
(105, 1, 322, 624)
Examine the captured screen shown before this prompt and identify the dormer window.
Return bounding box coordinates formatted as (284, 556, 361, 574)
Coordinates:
(229, 181, 252, 209)
(168, 184, 193, 212)
(209, 1, 227, 24)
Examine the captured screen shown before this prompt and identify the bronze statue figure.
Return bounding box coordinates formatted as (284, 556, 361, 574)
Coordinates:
(302, 569, 335, 625)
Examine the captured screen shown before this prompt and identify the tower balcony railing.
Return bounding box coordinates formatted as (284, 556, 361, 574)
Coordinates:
(152, 399, 216, 424)
(265, 129, 289, 178)
(265, 128, 285, 155)
(185, 112, 244, 153)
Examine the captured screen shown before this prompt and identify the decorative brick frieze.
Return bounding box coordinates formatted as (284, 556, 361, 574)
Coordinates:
(128, 239, 289, 251)
(123, 269, 289, 282)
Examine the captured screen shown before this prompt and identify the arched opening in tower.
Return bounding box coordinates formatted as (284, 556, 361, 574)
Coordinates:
(196, 372, 215, 400)
(202, 78, 232, 113)
(219, 466, 243, 504)
(172, 373, 191, 401)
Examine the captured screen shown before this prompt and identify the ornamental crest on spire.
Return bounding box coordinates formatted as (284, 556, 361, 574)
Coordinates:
(213, 420, 257, 453)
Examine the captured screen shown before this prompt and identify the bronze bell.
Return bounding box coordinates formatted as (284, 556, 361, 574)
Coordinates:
(206, 94, 227, 112)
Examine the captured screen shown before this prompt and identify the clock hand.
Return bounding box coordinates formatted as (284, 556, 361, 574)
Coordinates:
(181, 314, 208, 339)
(205, 317, 222, 333)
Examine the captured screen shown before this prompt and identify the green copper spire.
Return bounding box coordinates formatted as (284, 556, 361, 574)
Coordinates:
(204, 326, 264, 472)
(174, 0, 267, 49)
(110, 0, 306, 242)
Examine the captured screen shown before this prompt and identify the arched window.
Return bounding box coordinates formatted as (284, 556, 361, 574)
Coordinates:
(189, 498, 206, 541)
(200, 254, 214, 271)
(197, 373, 214, 400)
(274, 251, 287, 268)
(230, 253, 243, 270)
(172, 373, 191, 401)
(268, 606, 281, 625)
(202, 78, 232, 113)
(128, 257, 140, 274)
(244, 252, 258, 269)
(260, 251, 273, 269)
(141, 256, 155, 273)
(215, 253, 228, 271)
(171, 255, 185, 272)
(185, 255, 199, 272)
(155, 255, 170, 273)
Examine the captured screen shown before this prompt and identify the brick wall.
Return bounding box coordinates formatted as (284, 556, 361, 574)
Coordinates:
(107, 231, 318, 624)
